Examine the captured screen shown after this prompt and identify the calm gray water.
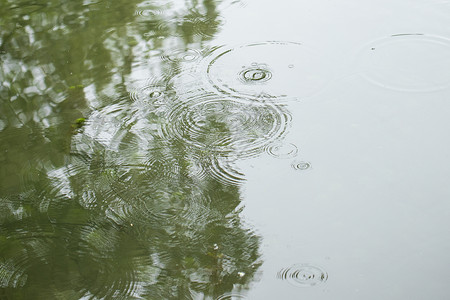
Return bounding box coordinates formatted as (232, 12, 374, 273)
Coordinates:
(1, 0, 450, 299)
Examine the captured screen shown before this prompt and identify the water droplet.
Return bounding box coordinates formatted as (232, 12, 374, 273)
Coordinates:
(357, 34, 450, 92)
(149, 90, 163, 99)
(277, 264, 328, 287)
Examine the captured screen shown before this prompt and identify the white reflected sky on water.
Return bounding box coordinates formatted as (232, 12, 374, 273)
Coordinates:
(207, 0, 450, 299)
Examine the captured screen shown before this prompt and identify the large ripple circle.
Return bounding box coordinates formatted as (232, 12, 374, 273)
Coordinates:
(160, 94, 291, 158)
(204, 41, 331, 100)
(357, 34, 450, 92)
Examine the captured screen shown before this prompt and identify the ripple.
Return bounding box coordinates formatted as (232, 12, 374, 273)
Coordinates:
(178, 198, 210, 226)
(266, 142, 298, 159)
(129, 77, 175, 109)
(99, 160, 198, 226)
(239, 64, 272, 83)
(0, 223, 144, 299)
(291, 161, 312, 170)
(151, 13, 225, 40)
(129, 191, 178, 225)
(167, 72, 206, 97)
(0, 256, 29, 289)
(204, 41, 330, 101)
(174, 191, 222, 230)
(68, 149, 183, 221)
(76, 223, 143, 299)
(216, 293, 247, 299)
(183, 15, 226, 39)
(134, 1, 170, 17)
(160, 93, 291, 158)
(217, 0, 247, 10)
(180, 152, 209, 183)
(161, 48, 202, 63)
(105, 159, 181, 194)
(357, 34, 450, 92)
(207, 156, 246, 186)
(277, 264, 328, 287)
(134, 8, 166, 17)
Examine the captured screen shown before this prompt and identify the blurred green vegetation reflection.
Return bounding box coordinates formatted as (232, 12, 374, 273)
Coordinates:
(0, 0, 262, 299)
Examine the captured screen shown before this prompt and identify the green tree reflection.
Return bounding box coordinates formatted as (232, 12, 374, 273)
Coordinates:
(1, 0, 262, 299)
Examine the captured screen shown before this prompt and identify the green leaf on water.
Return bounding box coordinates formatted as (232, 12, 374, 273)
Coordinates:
(71, 117, 86, 130)
(68, 84, 84, 90)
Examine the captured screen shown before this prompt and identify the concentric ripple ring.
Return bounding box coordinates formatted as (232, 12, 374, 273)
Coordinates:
(160, 93, 291, 158)
(204, 41, 331, 100)
(277, 264, 328, 287)
(357, 34, 450, 92)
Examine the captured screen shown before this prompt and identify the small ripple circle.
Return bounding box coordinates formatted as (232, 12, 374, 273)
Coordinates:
(291, 161, 311, 170)
(239, 65, 272, 83)
(161, 48, 201, 63)
(266, 143, 298, 159)
(277, 264, 328, 287)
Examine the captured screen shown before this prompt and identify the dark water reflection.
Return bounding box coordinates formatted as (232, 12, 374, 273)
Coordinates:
(0, 0, 267, 298)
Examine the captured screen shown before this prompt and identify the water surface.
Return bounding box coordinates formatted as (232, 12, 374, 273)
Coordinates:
(1, 0, 450, 299)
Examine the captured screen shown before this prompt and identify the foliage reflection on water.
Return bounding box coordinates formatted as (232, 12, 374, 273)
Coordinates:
(0, 0, 269, 298)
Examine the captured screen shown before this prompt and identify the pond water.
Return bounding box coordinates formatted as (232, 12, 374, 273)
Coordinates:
(1, 0, 450, 299)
